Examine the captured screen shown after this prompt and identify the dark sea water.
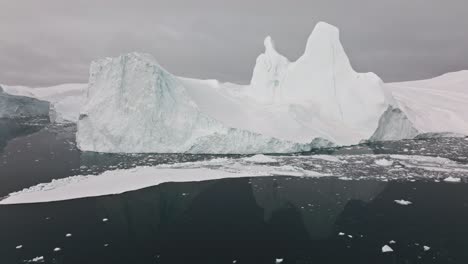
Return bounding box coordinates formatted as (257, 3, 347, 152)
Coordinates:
(1, 119, 468, 264)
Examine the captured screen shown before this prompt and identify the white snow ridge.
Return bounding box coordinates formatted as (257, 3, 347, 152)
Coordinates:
(76, 22, 393, 154)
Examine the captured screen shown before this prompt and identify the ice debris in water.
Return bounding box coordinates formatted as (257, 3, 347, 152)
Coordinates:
(53, 247, 61, 252)
(444, 176, 461, 183)
(25, 256, 44, 263)
(16, 245, 23, 249)
(275, 258, 284, 264)
(389, 240, 396, 244)
(65, 233, 72, 237)
(382, 245, 393, 253)
(102, 218, 109, 222)
(375, 158, 393, 166)
(424, 246, 430, 251)
(394, 199, 412, 206)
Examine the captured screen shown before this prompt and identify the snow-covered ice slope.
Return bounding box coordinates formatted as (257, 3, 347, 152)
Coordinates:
(77, 22, 391, 153)
(76, 53, 311, 154)
(2, 83, 86, 122)
(387, 71, 468, 136)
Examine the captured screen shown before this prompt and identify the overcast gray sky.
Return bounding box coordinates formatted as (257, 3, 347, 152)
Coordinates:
(1, 0, 467, 86)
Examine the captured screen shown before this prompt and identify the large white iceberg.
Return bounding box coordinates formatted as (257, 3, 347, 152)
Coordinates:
(76, 53, 311, 153)
(76, 22, 393, 153)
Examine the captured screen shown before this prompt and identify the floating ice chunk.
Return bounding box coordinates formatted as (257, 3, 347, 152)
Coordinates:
(348, 235, 353, 238)
(423, 246, 430, 251)
(102, 218, 109, 222)
(382, 245, 393, 253)
(389, 240, 396, 244)
(444, 177, 461, 183)
(16, 245, 23, 249)
(65, 233, 72, 237)
(375, 159, 393, 166)
(104, 243, 109, 247)
(25, 256, 44, 263)
(338, 232, 345, 236)
(243, 154, 277, 163)
(275, 258, 284, 264)
(53, 247, 61, 252)
(394, 199, 412, 206)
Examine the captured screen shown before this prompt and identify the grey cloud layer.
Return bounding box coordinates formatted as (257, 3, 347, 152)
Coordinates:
(1, 0, 467, 86)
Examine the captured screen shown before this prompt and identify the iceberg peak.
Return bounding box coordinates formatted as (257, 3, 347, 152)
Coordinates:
(304, 21, 341, 57)
(263, 36, 276, 53)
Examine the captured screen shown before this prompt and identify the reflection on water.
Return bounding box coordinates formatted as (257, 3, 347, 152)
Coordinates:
(1, 177, 468, 264)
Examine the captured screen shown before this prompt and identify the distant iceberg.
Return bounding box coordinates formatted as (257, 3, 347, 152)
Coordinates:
(0, 85, 50, 119)
(1, 83, 86, 123)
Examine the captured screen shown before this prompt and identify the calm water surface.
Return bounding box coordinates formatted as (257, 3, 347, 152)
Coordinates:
(1, 119, 468, 264)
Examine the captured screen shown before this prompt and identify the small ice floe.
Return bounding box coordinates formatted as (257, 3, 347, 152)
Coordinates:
(16, 245, 23, 249)
(423, 246, 430, 251)
(338, 176, 353, 181)
(181, 193, 189, 196)
(389, 240, 396, 244)
(25, 256, 44, 263)
(444, 177, 461, 183)
(382, 245, 393, 253)
(338, 232, 345, 236)
(394, 199, 413, 206)
(275, 258, 284, 264)
(348, 235, 353, 238)
(375, 159, 394, 166)
(102, 218, 109, 222)
(53, 247, 61, 252)
(243, 154, 277, 163)
(232, 260, 237, 264)
(104, 243, 109, 247)
(65, 233, 72, 237)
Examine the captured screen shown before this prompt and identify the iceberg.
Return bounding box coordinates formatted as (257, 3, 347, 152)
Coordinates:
(0, 85, 50, 119)
(77, 22, 392, 153)
(2, 83, 86, 123)
(386, 71, 468, 137)
(370, 71, 468, 141)
(76, 53, 311, 153)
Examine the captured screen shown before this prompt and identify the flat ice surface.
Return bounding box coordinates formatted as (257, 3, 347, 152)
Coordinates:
(1, 154, 467, 205)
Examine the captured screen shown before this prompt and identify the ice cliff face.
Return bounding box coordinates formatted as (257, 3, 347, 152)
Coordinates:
(76, 53, 312, 153)
(0, 86, 50, 119)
